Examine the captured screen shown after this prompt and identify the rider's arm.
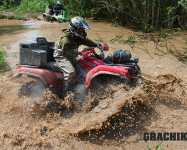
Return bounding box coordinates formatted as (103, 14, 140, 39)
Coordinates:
(81, 38, 106, 59)
(81, 38, 97, 47)
(53, 5, 57, 11)
(60, 37, 78, 60)
(61, 5, 67, 11)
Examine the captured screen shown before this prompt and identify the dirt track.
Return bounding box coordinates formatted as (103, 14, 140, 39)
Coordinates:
(0, 18, 187, 150)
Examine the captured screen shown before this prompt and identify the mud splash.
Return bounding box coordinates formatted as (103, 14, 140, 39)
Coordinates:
(0, 72, 186, 149)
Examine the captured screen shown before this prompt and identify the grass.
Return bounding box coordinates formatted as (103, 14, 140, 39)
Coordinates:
(14, 11, 24, 15)
(29, 14, 38, 18)
(122, 35, 137, 44)
(0, 50, 8, 74)
(109, 34, 123, 43)
(147, 145, 163, 150)
(109, 34, 137, 45)
(7, 14, 27, 20)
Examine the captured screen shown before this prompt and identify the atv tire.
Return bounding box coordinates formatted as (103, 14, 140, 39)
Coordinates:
(43, 15, 47, 21)
(43, 14, 52, 22)
(46, 15, 52, 21)
(74, 84, 87, 105)
(18, 80, 46, 98)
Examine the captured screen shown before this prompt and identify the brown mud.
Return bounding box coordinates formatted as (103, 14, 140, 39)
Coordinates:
(0, 19, 187, 150)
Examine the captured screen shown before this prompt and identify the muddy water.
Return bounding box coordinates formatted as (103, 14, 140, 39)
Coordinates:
(0, 19, 187, 150)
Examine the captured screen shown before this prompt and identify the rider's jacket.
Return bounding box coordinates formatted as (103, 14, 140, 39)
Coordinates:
(53, 4, 65, 11)
(54, 29, 97, 60)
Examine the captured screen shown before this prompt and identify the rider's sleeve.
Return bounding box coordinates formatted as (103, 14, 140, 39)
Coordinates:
(53, 5, 57, 11)
(60, 37, 78, 60)
(82, 38, 97, 47)
(61, 6, 66, 11)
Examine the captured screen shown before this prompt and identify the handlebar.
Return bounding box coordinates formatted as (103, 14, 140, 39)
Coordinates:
(79, 43, 109, 60)
(79, 47, 95, 60)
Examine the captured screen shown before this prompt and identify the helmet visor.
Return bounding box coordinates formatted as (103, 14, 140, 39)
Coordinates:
(80, 21, 91, 29)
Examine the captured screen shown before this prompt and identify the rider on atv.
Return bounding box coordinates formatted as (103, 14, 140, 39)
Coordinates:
(53, 17, 104, 95)
(53, 1, 67, 16)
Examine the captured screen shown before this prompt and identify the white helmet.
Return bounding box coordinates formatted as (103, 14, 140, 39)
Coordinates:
(56, 1, 61, 5)
(69, 17, 91, 39)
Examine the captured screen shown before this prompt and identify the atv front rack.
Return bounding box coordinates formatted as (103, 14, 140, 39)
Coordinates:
(105, 63, 140, 72)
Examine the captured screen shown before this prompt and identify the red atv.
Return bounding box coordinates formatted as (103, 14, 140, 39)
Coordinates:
(13, 37, 140, 101)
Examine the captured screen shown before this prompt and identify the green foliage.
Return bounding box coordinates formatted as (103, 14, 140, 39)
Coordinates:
(92, 0, 187, 31)
(0, 0, 187, 31)
(156, 145, 163, 150)
(147, 145, 163, 150)
(0, 0, 56, 12)
(17, 0, 51, 12)
(14, 11, 24, 15)
(143, 24, 155, 33)
(167, 6, 175, 14)
(29, 14, 38, 18)
(109, 35, 136, 46)
(113, 21, 122, 28)
(0, 13, 4, 19)
(59, 0, 93, 17)
(0, 50, 8, 74)
(123, 36, 137, 44)
(178, 0, 187, 9)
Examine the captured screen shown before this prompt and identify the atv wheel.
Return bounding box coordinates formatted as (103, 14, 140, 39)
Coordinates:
(74, 84, 87, 105)
(45, 15, 52, 21)
(43, 15, 47, 21)
(18, 80, 46, 98)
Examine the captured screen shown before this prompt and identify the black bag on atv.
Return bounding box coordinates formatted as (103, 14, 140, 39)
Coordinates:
(113, 49, 131, 64)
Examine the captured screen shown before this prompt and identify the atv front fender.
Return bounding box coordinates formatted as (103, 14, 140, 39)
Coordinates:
(13, 67, 64, 86)
(85, 65, 130, 87)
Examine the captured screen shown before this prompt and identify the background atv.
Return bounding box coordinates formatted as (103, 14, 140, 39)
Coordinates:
(13, 37, 140, 103)
(43, 4, 71, 23)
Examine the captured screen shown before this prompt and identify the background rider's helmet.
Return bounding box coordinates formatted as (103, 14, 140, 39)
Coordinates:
(56, 1, 61, 5)
(69, 17, 91, 39)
